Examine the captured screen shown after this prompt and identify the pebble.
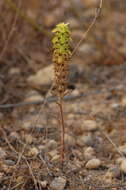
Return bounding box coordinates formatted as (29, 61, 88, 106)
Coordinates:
(48, 150, 58, 158)
(83, 147, 95, 160)
(27, 65, 53, 85)
(85, 158, 101, 169)
(50, 177, 66, 190)
(9, 67, 20, 75)
(24, 134, 34, 144)
(121, 97, 126, 107)
(46, 140, 58, 150)
(28, 147, 39, 157)
(24, 90, 43, 102)
(81, 120, 98, 132)
(0, 148, 6, 159)
(40, 180, 48, 188)
(64, 134, 76, 146)
(76, 134, 93, 146)
(4, 159, 15, 166)
(9, 132, 19, 141)
(120, 159, 126, 173)
(51, 155, 60, 162)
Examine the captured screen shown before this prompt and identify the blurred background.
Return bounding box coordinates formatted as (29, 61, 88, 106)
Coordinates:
(0, 0, 126, 105)
(1, 1, 126, 189)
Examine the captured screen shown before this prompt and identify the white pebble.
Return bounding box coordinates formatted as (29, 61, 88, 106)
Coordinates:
(50, 177, 66, 190)
(85, 158, 101, 169)
(81, 120, 98, 132)
(120, 159, 126, 173)
(84, 147, 95, 160)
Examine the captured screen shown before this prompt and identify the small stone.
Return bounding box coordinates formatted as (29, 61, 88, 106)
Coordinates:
(9, 132, 19, 141)
(65, 134, 76, 146)
(51, 155, 60, 162)
(4, 159, 15, 166)
(27, 65, 53, 85)
(22, 121, 32, 131)
(40, 180, 48, 188)
(81, 120, 98, 132)
(0, 148, 6, 159)
(50, 177, 66, 190)
(120, 159, 126, 173)
(24, 134, 34, 144)
(28, 147, 39, 157)
(46, 140, 57, 150)
(84, 147, 95, 160)
(24, 90, 43, 102)
(85, 158, 101, 169)
(76, 134, 93, 146)
(9, 67, 20, 75)
(121, 97, 126, 107)
(48, 150, 58, 158)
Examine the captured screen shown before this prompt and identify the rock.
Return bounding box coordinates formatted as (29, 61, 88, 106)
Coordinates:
(76, 134, 93, 146)
(81, 120, 98, 132)
(0, 148, 6, 159)
(24, 90, 43, 102)
(4, 159, 15, 166)
(28, 147, 39, 157)
(40, 180, 48, 188)
(9, 132, 19, 141)
(27, 65, 53, 85)
(85, 158, 101, 169)
(24, 134, 34, 144)
(120, 159, 126, 173)
(65, 134, 76, 146)
(9, 67, 20, 75)
(84, 147, 95, 160)
(121, 97, 126, 107)
(48, 150, 58, 158)
(51, 155, 60, 162)
(50, 177, 66, 190)
(46, 140, 58, 150)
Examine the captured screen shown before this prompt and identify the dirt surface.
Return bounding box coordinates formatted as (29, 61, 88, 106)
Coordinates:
(0, 0, 126, 190)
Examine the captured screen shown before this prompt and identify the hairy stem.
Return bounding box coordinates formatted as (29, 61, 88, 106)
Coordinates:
(58, 97, 65, 165)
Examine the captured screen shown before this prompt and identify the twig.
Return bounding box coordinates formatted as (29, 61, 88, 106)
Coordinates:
(71, 0, 103, 56)
(99, 128, 124, 158)
(0, 0, 19, 60)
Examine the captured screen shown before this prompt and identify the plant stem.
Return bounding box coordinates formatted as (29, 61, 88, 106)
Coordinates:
(58, 97, 65, 165)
